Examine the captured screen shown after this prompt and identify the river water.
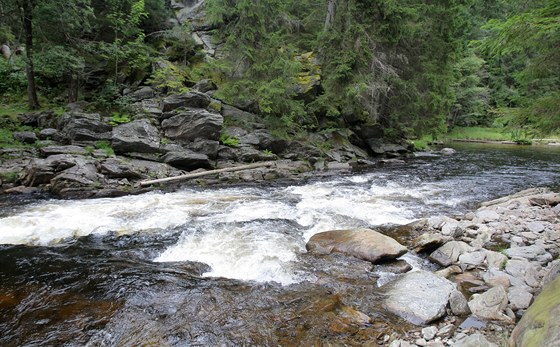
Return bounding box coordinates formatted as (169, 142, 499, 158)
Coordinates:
(1, 143, 559, 346)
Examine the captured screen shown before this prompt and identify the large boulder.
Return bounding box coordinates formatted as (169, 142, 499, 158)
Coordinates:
(112, 119, 161, 154)
(381, 270, 457, 325)
(306, 228, 407, 263)
(162, 109, 223, 143)
(50, 158, 102, 198)
(58, 112, 112, 144)
(161, 91, 211, 112)
(510, 276, 560, 347)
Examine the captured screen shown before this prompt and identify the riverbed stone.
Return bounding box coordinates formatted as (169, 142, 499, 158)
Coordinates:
(508, 286, 533, 310)
(381, 270, 456, 325)
(459, 250, 487, 270)
(526, 221, 546, 233)
(504, 245, 552, 264)
(413, 233, 451, 253)
(454, 333, 497, 347)
(505, 259, 540, 288)
(306, 228, 407, 263)
(475, 210, 500, 223)
(429, 241, 474, 267)
(485, 250, 508, 270)
(509, 276, 560, 347)
(483, 269, 512, 288)
(450, 290, 471, 316)
(468, 286, 512, 322)
(421, 326, 438, 340)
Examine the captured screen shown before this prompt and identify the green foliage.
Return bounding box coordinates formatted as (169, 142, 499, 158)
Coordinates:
(0, 171, 19, 183)
(94, 140, 115, 156)
(219, 133, 240, 147)
(109, 112, 132, 126)
(262, 149, 273, 155)
(446, 127, 511, 141)
(147, 61, 189, 94)
(0, 57, 27, 95)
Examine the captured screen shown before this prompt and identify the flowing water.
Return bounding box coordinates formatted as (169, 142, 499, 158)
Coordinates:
(1, 143, 559, 346)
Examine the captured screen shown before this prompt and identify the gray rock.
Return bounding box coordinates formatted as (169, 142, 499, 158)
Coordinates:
(450, 290, 471, 316)
(306, 228, 407, 263)
(185, 139, 220, 160)
(162, 150, 211, 170)
(13, 131, 38, 144)
(427, 215, 458, 230)
(161, 91, 211, 112)
(475, 209, 500, 222)
(38, 128, 60, 141)
(454, 333, 497, 347)
(468, 286, 513, 322)
(40, 145, 87, 157)
(413, 233, 451, 253)
(192, 79, 217, 93)
(459, 250, 487, 270)
(127, 86, 154, 101)
(58, 112, 112, 144)
(162, 109, 223, 143)
(526, 221, 546, 233)
(508, 286, 533, 310)
(505, 259, 540, 288)
(483, 269, 512, 288)
(97, 158, 145, 179)
(429, 241, 474, 267)
(22, 154, 80, 186)
(510, 276, 560, 347)
(112, 119, 161, 154)
(440, 148, 456, 155)
(504, 245, 552, 264)
(381, 270, 456, 325)
(421, 326, 438, 341)
(485, 250, 508, 270)
(542, 260, 560, 286)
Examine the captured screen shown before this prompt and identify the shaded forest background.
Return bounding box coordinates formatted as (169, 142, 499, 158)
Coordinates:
(1, 0, 559, 141)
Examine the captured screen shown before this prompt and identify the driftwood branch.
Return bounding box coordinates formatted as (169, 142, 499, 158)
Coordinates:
(139, 161, 275, 187)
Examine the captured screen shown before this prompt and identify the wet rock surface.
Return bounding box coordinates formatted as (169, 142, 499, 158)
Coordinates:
(306, 228, 407, 263)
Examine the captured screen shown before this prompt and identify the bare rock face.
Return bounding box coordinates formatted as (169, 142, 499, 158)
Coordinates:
(306, 228, 407, 263)
(57, 112, 112, 144)
(381, 270, 457, 325)
(162, 109, 223, 144)
(510, 276, 560, 347)
(112, 119, 162, 155)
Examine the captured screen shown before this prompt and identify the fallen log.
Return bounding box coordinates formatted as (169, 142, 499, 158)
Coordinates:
(139, 161, 275, 186)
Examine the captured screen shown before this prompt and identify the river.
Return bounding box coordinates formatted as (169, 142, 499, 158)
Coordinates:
(1, 143, 559, 346)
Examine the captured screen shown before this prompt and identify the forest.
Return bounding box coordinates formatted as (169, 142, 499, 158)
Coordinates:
(1, 0, 559, 143)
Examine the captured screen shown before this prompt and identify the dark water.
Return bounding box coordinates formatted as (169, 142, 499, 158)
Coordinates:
(0, 143, 559, 346)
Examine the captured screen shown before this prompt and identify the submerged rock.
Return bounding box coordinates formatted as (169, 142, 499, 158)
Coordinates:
(306, 228, 407, 263)
(381, 270, 457, 325)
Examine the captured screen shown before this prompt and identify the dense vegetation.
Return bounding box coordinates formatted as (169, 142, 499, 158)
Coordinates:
(1, 0, 558, 141)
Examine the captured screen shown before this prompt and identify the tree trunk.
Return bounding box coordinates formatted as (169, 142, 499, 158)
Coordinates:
(20, 0, 40, 110)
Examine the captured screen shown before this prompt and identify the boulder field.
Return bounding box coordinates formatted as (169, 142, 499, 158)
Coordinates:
(304, 188, 560, 346)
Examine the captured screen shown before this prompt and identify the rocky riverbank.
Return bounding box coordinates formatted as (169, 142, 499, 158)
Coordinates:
(305, 188, 560, 346)
(0, 83, 415, 199)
